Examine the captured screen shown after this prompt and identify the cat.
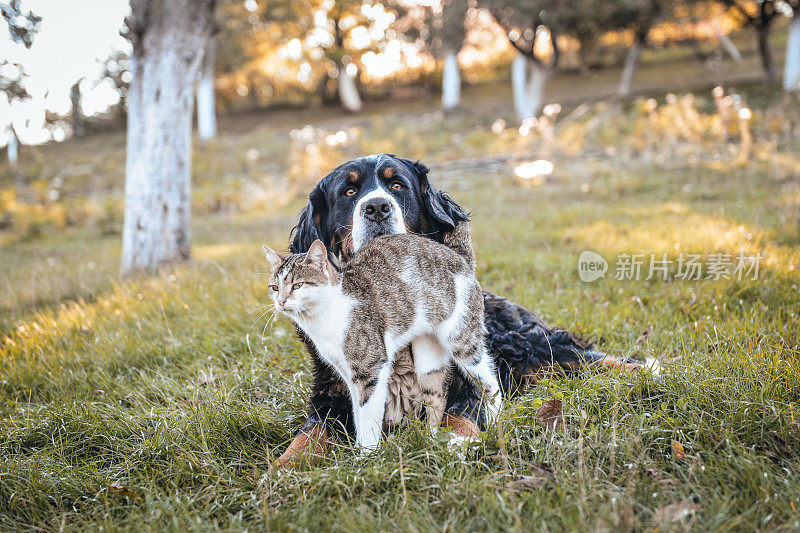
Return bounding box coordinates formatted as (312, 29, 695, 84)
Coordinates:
(262, 234, 501, 450)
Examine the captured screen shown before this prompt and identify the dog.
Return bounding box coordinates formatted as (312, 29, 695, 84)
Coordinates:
(276, 154, 642, 466)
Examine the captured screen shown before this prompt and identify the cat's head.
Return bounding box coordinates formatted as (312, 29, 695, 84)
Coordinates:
(262, 239, 339, 317)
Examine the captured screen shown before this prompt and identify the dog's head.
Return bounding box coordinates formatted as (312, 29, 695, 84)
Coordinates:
(289, 154, 468, 259)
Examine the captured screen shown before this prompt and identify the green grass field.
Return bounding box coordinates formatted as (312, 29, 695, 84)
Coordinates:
(2, 42, 800, 530)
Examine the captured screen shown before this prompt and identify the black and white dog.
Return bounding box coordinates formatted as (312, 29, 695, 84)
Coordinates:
(277, 153, 639, 465)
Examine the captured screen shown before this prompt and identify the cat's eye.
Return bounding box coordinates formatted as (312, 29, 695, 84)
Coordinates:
(292, 282, 304, 290)
(344, 187, 356, 197)
(391, 182, 403, 190)
(269, 284, 278, 291)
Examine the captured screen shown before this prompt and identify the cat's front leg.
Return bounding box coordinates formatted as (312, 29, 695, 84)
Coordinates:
(352, 360, 394, 451)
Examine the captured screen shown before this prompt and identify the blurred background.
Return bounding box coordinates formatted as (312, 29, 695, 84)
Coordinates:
(1, 0, 799, 316)
(1, 0, 798, 145)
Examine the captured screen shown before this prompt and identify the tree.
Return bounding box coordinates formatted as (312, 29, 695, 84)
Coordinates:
(602, 0, 667, 96)
(785, 1, 800, 91)
(100, 50, 132, 121)
(403, 0, 470, 110)
(0, 0, 40, 47)
(120, 0, 216, 275)
(196, 37, 218, 140)
(314, 0, 369, 112)
(70, 78, 86, 137)
(720, 0, 779, 82)
(1, 0, 40, 164)
(484, 0, 562, 120)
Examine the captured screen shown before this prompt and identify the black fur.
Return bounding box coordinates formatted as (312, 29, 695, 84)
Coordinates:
(288, 154, 619, 437)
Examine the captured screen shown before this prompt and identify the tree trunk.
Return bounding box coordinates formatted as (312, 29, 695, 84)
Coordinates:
(337, 64, 362, 113)
(196, 38, 217, 141)
(121, 0, 216, 276)
(756, 22, 776, 83)
(511, 53, 528, 119)
(512, 53, 549, 120)
(717, 33, 742, 62)
(785, 14, 800, 91)
(524, 62, 548, 119)
(7, 125, 18, 166)
(618, 36, 644, 96)
(441, 49, 461, 111)
(70, 80, 86, 137)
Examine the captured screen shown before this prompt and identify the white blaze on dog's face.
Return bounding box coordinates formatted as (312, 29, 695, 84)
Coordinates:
(264, 241, 335, 316)
(351, 181, 407, 252)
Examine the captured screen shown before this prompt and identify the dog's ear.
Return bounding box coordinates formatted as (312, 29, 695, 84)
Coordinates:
(289, 183, 328, 253)
(398, 157, 469, 232)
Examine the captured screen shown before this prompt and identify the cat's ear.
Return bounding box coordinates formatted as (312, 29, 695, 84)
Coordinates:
(262, 245, 284, 271)
(304, 239, 328, 269)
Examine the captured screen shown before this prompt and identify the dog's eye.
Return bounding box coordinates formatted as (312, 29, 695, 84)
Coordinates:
(292, 282, 304, 290)
(269, 284, 278, 291)
(344, 187, 356, 197)
(391, 182, 403, 190)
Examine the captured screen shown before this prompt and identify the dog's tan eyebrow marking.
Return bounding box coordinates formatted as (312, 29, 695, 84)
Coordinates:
(347, 171, 359, 182)
(382, 167, 395, 179)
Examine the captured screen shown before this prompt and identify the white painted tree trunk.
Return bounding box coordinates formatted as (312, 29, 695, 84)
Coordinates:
(511, 54, 528, 119)
(121, 0, 215, 275)
(511, 53, 549, 120)
(717, 33, 743, 62)
(197, 38, 217, 140)
(618, 40, 643, 96)
(441, 49, 461, 111)
(7, 126, 18, 165)
(784, 15, 800, 91)
(337, 65, 362, 113)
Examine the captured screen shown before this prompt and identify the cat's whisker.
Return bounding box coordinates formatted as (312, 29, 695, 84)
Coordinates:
(247, 304, 269, 315)
(247, 306, 275, 333)
(262, 307, 282, 337)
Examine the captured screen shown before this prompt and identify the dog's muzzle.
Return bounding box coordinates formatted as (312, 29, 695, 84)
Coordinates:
(361, 197, 393, 223)
(351, 187, 407, 252)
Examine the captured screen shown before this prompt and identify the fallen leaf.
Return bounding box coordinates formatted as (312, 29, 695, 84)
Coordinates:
(536, 398, 565, 430)
(504, 467, 554, 493)
(671, 439, 686, 460)
(107, 484, 141, 501)
(653, 500, 699, 524)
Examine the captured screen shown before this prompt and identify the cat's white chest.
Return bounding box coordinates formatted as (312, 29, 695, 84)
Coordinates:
(294, 294, 356, 379)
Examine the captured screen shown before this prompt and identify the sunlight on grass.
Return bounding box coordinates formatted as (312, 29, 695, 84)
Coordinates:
(563, 203, 800, 273)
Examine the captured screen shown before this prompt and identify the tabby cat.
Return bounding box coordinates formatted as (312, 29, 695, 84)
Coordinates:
(263, 234, 500, 450)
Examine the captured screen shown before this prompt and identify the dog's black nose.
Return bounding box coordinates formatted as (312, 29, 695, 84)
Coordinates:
(362, 197, 392, 222)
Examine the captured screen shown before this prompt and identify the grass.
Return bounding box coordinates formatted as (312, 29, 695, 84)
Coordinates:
(2, 45, 800, 530)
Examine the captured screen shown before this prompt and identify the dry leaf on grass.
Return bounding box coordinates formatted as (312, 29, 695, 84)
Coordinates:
(504, 465, 554, 493)
(536, 398, 565, 430)
(653, 500, 699, 524)
(106, 484, 141, 501)
(671, 439, 686, 460)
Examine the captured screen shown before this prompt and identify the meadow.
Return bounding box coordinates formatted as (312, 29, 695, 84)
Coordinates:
(2, 47, 800, 530)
